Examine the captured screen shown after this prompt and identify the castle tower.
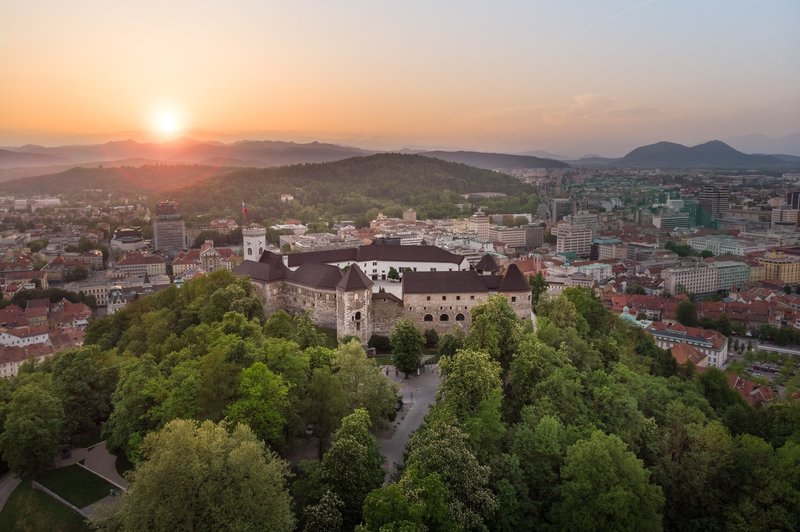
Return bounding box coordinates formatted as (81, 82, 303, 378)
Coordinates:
(335, 264, 374, 343)
(242, 224, 267, 260)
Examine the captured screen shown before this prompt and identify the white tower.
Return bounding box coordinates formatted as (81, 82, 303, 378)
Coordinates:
(242, 224, 267, 260)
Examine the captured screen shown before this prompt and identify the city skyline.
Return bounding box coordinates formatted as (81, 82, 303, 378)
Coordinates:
(2, 0, 799, 155)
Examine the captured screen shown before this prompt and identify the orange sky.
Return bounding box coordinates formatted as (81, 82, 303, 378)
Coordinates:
(2, 1, 799, 155)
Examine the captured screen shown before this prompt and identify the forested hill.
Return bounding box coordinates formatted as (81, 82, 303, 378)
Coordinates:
(0, 164, 234, 195)
(174, 153, 540, 222)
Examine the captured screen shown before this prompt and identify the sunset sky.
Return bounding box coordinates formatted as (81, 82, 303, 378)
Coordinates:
(2, 0, 799, 155)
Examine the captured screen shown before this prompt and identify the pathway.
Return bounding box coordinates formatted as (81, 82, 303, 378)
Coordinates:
(377, 363, 440, 481)
(0, 473, 21, 513)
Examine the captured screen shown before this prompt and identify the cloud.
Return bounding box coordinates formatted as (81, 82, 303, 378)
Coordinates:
(543, 93, 666, 125)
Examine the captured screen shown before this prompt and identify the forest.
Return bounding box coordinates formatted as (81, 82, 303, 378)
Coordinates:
(0, 271, 797, 531)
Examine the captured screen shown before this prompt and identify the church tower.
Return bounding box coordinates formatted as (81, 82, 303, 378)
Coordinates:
(242, 224, 267, 260)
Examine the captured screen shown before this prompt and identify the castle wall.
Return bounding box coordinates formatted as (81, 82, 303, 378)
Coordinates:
(283, 283, 338, 329)
(403, 291, 484, 334)
(336, 287, 372, 343)
(371, 297, 404, 336)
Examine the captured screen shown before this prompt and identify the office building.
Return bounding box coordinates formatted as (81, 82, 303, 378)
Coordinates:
(152, 200, 186, 255)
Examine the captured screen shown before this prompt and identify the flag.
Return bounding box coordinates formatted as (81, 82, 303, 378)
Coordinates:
(241, 201, 249, 222)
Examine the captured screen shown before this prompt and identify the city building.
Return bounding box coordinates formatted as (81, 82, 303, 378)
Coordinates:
(771, 206, 799, 230)
(551, 198, 572, 224)
(117, 252, 168, 277)
(662, 263, 719, 295)
(647, 322, 728, 368)
(525, 224, 545, 249)
(555, 223, 592, 258)
(699, 183, 731, 225)
(172, 241, 242, 276)
(756, 252, 800, 285)
(152, 201, 186, 255)
(468, 212, 490, 240)
(488, 225, 526, 250)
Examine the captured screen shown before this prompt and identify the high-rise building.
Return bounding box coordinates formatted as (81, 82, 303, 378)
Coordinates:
(786, 191, 800, 209)
(771, 206, 799, 230)
(555, 223, 592, 257)
(525, 224, 545, 248)
(699, 184, 730, 226)
(152, 200, 186, 255)
(551, 198, 572, 224)
(468, 212, 490, 240)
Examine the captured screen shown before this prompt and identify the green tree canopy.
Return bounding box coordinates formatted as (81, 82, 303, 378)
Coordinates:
(553, 431, 665, 531)
(93, 419, 294, 531)
(389, 319, 424, 374)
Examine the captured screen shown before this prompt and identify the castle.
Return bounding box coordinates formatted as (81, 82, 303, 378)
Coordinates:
(235, 226, 532, 342)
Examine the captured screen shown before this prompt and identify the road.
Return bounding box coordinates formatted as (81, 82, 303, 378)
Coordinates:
(377, 364, 440, 481)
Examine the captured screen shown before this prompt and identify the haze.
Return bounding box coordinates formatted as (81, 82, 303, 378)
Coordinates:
(2, 0, 799, 156)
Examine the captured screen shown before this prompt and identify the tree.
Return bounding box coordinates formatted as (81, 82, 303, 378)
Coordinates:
(529, 272, 548, 309)
(403, 421, 497, 530)
(320, 409, 383, 530)
(225, 362, 289, 448)
(302, 367, 348, 456)
(437, 348, 501, 417)
(552, 431, 664, 531)
(469, 294, 523, 369)
(700, 250, 714, 258)
(676, 300, 698, 327)
(389, 319, 424, 375)
(423, 328, 439, 348)
(303, 490, 343, 532)
(438, 329, 465, 357)
(387, 266, 400, 281)
(334, 340, 398, 426)
(51, 346, 118, 440)
(0, 377, 64, 477)
(93, 420, 294, 532)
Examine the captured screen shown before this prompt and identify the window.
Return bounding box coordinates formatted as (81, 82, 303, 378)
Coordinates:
(442, 296, 447, 301)
(511, 296, 517, 302)
(470, 295, 475, 300)
(440, 314, 449, 321)
(456, 313, 465, 321)
(247, 248, 252, 256)
(426, 296, 431, 301)
(424, 314, 433, 322)
(456, 296, 461, 300)
(355, 311, 361, 320)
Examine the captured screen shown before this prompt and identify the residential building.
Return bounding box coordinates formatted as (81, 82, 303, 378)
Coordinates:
(172, 241, 242, 276)
(117, 252, 168, 277)
(555, 223, 592, 258)
(488, 225, 526, 249)
(647, 322, 729, 368)
(756, 252, 800, 284)
(468, 212, 490, 240)
(662, 263, 720, 295)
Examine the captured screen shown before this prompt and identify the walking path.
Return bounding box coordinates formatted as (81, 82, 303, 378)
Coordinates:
(0, 473, 21, 514)
(377, 363, 440, 481)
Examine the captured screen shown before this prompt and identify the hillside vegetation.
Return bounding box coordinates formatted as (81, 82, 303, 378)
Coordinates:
(174, 153, 540, 223)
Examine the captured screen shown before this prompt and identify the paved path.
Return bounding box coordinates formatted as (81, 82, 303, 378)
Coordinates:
(0, 473, 21, 513)
(84, 442, 129, 488)
(377, 364, 440, 481)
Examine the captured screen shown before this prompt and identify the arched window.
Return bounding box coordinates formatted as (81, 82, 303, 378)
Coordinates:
(247, 248, 253, 256)
(455, 313, 465, 321)
(424, 314, 433, 322)
(258, 247, 263, 255)
(440, 314, 449, 321)
(354, 311, 362, 320)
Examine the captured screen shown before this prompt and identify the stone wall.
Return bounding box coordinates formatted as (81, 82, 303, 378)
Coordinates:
(403, 291, 485, 334)
(371, 294, 404, 336)
(336, 287, 372, 343)
(284, 283, 338, 328)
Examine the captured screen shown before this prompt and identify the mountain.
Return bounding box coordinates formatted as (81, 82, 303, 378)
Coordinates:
(173, 153, 539, 220)
(420, 150, 569, 169)
(0, 148, 71, 167)
(620, 140, 787, 168)
(517, 149, 571, 161)
(0, 138, 371, 169)
(724, 132, 800, 156)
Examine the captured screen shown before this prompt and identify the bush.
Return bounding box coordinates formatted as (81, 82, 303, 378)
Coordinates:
(368, 334, 392, 353)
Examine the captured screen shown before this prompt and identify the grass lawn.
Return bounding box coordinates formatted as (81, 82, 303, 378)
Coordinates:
(0, 481, 90, 532)
(371, 355, 394, 366)
(36, 464, 117, 508)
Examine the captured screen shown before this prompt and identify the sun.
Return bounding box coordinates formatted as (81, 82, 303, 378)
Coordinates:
(152, 108, 183, 137)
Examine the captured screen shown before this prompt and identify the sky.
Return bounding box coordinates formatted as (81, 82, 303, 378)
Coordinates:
(2, 0, 799, 156)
